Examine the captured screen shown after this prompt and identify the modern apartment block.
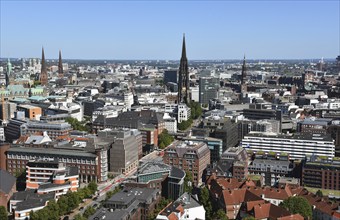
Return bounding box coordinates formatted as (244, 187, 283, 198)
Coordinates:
(163, 141, 210, 186)
(26, 159, 79, 196)
(242, 132, 335, 160)
(302, 155, 340, 190)
(6, 145, 108, 183)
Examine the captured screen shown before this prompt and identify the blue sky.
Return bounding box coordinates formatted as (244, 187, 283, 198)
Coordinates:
(1, 1, 339, 60)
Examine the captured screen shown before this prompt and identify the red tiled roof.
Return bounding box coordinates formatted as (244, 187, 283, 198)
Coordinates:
(298, 189, 340, 218)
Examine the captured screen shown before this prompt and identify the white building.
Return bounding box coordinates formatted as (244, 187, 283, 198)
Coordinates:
(190, 86, 199, 102)
(241, 132, 335, 160)
(163, 113, 177, 133)
(156, 192, 205, 220)
(178, 104, 191, 123)
(124, 92, 134, 110)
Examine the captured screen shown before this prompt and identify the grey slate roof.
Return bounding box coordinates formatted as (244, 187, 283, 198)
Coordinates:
(12, 191, 55, 211)
(0, 169, 16, 194)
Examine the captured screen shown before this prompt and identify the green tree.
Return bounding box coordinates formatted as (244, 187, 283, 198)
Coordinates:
(57, 195, 70, 215)
(280, 196, 312, 219)
(83, 206, 96, 218)
(158, 129, 174, 149)
(178, 118, 193, 131)
(74, 214, 86, 220)
(184, 171, 193, 193)
(88, 181, 98, 195)
(46, 200, 60, 220)
(67, 192, 81, 211)
(199, 187, 213, 220)
(0, 206, 7, 220)
(316, 190, 323, 197)
(66, 117, 89, 132)
(214, 209, 228, 220)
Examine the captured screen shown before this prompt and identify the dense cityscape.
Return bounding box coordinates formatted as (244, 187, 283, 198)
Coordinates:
(1, 0, 340, 220)
(0, 35, 339, 220)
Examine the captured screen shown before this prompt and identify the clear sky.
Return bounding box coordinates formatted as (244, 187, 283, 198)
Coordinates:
(1, 0, 339, 60)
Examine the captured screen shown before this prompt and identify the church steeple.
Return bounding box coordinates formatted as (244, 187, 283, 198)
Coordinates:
(58, 50, 64, 78)
(241, 54, 246, 85)
(178, 34, 190, 104)
(240, 54, 247, 93)
(39, 47, 48, 86)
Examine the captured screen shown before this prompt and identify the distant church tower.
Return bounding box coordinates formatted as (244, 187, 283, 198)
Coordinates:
(39, 47, 48, 86)
(178, 34, 190, 104)
(6, 58, 12, 87)
(241, 55, 247, 93)
(58, 50, 64, 78)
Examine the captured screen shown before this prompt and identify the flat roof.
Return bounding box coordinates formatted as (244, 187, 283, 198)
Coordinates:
(7, 146, 97, 158)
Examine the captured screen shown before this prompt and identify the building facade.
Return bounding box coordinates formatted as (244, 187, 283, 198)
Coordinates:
(242, 132, 335, 160)
(163, 141, 210, 186)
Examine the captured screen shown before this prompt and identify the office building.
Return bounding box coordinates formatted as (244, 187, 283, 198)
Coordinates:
(25, 159, 79, 196)
(302, 155, 340, 190)
(177, 104, 191, 123)
(21, 121, 72, 140)
(163, 141, 210, 186)
(183, 136, 223, 163)
(108, 129, 139, 175)
(164, 70, 178, 84)
(199, 77, 219, 105)
(17, 105, 42, 120)
(242, 132, 335, 160)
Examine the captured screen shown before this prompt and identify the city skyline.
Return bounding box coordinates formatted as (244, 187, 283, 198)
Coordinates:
(1, 1, 339, 60)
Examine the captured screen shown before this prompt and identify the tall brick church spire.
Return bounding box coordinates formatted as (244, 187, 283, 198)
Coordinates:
(40, 47, 48, 86)
(178, 34, 190, 104)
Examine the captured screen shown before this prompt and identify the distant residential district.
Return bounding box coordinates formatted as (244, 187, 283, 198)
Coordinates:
(0, 40, 340, 220)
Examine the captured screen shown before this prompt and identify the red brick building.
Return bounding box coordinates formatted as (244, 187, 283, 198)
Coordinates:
(163, 141, 210, 186)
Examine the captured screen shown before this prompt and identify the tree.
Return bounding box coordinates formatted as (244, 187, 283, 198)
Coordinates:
(88, 181, 98, 195)
(214, 209, 228, 220)
(0, 206, 7, 220)
(74, 214, 86, 220)
(65, 117, 89, 132)
(199, 187, 213, 220)
(83, 206, 96, 219)
(57, 195, 69, 215)
(158, 129, 174, 149)
(184, 171, 193, 193)
(316, 190, 323, 197)
(280, 196, 312, 219)
(46, 200, 60, 220)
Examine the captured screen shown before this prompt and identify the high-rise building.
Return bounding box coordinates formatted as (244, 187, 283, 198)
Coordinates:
(199, 77, 219, 104)
(178, 34, 189, 104)
(58, 50, 63, 78)
(39, 47, 48, 86)
(164, 70, 178, 85)
(6, 58, 11, 87)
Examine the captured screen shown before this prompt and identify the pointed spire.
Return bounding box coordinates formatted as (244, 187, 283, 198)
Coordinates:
(40, 47, 48, 86)
(181, 33, 187, 60)
(41, 47, 46, 72)
(58, 50, 64, 78)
